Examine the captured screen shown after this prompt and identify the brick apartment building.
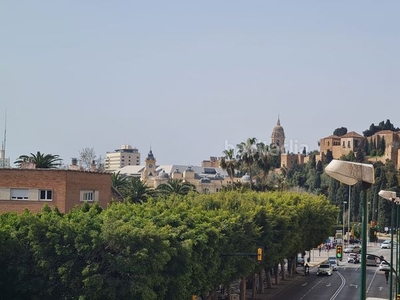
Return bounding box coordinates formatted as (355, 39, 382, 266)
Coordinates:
(0, 169, 112, 214)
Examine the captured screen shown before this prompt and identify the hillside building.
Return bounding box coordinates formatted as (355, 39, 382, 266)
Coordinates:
(318, 130, 400, 169)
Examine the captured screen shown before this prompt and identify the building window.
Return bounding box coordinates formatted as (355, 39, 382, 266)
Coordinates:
(342, 141, 345, 148)
(348, 141, 351, 148)
(11, 189, 29, 200)
(83, 191, 93, 201)
(80, 190, 98, 202)
(39, 190, 53, 201)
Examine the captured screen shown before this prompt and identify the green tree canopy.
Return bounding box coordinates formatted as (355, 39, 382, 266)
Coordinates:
(363, 119, 400, 137)
(333, 127, 348, 136)
(0, 190, 338, 300)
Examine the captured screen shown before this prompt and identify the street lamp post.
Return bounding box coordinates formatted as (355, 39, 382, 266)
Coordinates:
(348, 185, 351, 244)
(397, 204, 400, 298)
(378, 190, 399, 300)
(343, 200, 347, 244)
(396, 204, 400, 295)
(325, 160, 375, 300)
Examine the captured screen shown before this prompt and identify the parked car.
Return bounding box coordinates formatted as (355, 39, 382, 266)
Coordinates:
(379, 261, 391, 272)
(344, 245, 361, 253)
(381, 240, 395, 249)
(317, 263, 333, 276)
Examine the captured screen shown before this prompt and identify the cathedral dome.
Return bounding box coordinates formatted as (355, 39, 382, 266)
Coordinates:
(158, 170, 169, 179)
(240, 173, 251, 183)
(271, 118, 285, 139)
(199, 177, 211, 183)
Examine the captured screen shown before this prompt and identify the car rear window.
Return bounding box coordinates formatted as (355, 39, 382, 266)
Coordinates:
(320, 264, 330, 268)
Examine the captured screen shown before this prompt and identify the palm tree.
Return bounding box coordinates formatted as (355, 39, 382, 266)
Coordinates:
(14, 151, 62, 169)
(156, 179, 196, 196)
(256, 142, 272, 185)
(111, 171, 128, 193)
(236, 137, 259, 189)
(220, 149, 237, 184)
(123, 177, 155, 203)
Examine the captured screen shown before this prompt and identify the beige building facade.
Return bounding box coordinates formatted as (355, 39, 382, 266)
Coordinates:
(281, 152, 310, 170)
(118, 150, 230, 194)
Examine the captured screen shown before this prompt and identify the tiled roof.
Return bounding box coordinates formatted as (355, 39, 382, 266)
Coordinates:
(374, 130, 398, 135)
(322, 135, 340, 139)
(116, 164, 228, 179)
(341, 131, 364, 138)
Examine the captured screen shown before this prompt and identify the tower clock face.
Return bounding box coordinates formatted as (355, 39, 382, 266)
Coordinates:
(148, 164, 153, 168)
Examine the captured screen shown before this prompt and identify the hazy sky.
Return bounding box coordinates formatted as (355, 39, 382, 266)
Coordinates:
(1, 1, 399, 166)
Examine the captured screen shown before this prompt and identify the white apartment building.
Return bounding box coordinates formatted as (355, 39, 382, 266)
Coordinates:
(105, 145, 141, 172)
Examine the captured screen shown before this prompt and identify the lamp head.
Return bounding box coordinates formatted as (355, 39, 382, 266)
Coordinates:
(378, 190, 397, 201)
(325, 160, 375, 185)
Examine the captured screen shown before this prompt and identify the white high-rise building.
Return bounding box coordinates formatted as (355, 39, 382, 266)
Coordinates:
(105, 145, 140, 172)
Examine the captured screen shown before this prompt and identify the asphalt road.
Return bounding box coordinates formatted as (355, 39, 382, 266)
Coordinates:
(271, 245, 393, 300)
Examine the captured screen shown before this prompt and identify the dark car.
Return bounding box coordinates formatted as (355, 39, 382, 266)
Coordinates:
(349, 239, 361, 244)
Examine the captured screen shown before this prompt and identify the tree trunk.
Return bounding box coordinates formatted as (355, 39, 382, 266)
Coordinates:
(251, 274, 256, 299)
(258, 269, 265, 293)
(280, 259, 286, 281)
(240, 277, 246, 300)
(264, 267, 272, 289)
(274, 264, 279, 285)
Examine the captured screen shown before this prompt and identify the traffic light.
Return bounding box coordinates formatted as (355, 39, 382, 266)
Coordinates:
(336, 245, 343, 259)
(257, 247, 263, 263)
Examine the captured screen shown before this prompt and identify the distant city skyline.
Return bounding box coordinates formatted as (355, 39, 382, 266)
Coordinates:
(1, 1, 399, 166)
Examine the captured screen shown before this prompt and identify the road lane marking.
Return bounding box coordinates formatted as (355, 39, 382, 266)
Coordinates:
(299, 278, 324, 300)
(366, 267, 379, 293)
(330, 271, 346, 300)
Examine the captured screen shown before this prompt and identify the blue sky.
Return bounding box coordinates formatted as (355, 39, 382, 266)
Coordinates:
(1, 1, 399, 166)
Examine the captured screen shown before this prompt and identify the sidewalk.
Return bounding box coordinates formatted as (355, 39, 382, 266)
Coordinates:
(247, 249, 329, 300)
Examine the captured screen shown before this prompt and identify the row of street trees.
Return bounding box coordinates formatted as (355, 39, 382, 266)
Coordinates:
(0, 190, 338, 300)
